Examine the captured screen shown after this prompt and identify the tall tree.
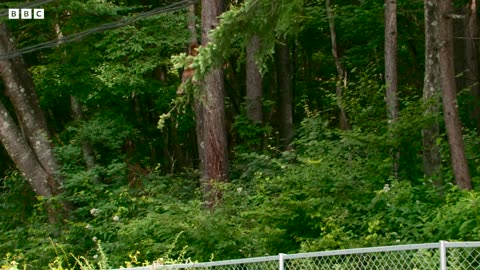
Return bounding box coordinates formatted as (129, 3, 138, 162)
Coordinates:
(438, 0, 472, 190)
(0, 24, 61, 188)
(246, 35, 263, 124)
(326, 0, 350, 130)
(0, 23, 67, 221)
(453, 0, 480, 130)
(422, 0, 442, 184)
(276, 41, 294, 150)
(385, 0, 399, 121)
(186, 3, 207, 177)
(55, 21, 97, 171)
(200, 0, 229, 206)
(384, 0, 400, 179)
(464, 0, 480, 130)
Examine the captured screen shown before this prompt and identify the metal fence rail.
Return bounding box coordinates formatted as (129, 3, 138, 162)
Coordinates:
(114, 241, 480, 270)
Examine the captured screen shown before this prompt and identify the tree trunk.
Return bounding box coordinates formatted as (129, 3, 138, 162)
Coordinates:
(453, 0, 480, 130)
(276, 41, 294, 150)
(422, 0, 442, 185)
(55, 22, 97, 171)
(246, 35, 263, 124)
(201, 0, 229, 207)
(453, 6, 467, 96)
(385, 0, 399, 120)
(187, 4, 197, 46)
(183, 3, 206, 175)
(464, 0, 480, 130)
(0, 101, 53, 198)
(326, 0, 350, 130)
(195, 99, 206, 177)
(0, 23, 62, 194)
(438, 0, 472, 190)
(384, 0, 400, 179)
(186, 3, 205, 176)
(70, 96, 96, 170)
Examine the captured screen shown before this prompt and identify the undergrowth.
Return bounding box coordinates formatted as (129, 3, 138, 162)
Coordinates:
(1, 114, 480, 269)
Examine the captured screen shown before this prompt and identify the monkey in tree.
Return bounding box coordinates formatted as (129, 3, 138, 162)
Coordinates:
(177, 43, 199, 95)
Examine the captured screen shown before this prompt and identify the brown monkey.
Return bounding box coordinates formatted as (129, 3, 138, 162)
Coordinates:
(177, 43, 199, 95)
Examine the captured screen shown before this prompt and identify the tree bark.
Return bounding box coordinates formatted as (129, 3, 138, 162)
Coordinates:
(0, 101, 53, 198)
(246, 35, 263, 124)
(186, 3, 206, 177)
(187, 4, 197, 46)
(0, 24, 57, 177)
(453, 0, 480, 130)
(438, 0, 472, 190)
(422, 0, 442, 184)
(384, 0, 399, 121)
(0, 23, 62, 194)
(201, 0, 229, 207)
(385, 0, 400, 179)
(464, 0, 480, 130)
(326, 0, 350, 131)
(276, 41, 294, 150)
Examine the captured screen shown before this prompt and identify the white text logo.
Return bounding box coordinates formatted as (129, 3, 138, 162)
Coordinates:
(8, 9, 44, 20)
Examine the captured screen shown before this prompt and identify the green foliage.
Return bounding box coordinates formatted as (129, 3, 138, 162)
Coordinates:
(424, 189, 480, 241)
(66, 115, 135, 160)
(192, 0, 304, 77)
(342, 65, 386, 130)
(3, 0, 480, 268)
(368, 181, 440, 243)
(463, 129, 480, 186)
(94, 11, 188, 88)
(4, 111, 480, 268)
(231, 114, 272, 152)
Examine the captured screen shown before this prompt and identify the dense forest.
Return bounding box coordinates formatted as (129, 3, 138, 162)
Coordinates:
(0, 0, 480, 268)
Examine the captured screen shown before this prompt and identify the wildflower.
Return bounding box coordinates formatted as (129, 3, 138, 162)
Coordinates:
(113, 215, 120, 222)
(85, 224, 92, 230)
(92, 236, 97, 242)
(93, 254, 99, 260)
(90, 208, 100, 216)
(383, 184, 390, 192)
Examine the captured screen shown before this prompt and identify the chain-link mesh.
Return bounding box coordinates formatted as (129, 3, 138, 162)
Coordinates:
(284, 248, 439, 270)
(153, 257, 279, 270)
(446, 246, 480, 270)
(113, 242, 480, 270)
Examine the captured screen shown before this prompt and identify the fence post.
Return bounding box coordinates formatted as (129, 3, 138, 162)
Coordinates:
(279, 253, 286, 270)
(440, 240, 447, 270)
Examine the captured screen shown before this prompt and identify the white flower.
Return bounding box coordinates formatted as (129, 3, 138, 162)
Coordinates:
(93, 254, 99, 260)
(383, 184, 390, 192)
(112, 215, 120, 222)
(237, 187, 243, 193)
(92, 236, 97, 242)
(90, 208, 100, 216)
(85, 224, 92, 230)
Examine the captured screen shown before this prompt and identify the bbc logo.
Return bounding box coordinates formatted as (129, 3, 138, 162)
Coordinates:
(8, 9, 45, 20)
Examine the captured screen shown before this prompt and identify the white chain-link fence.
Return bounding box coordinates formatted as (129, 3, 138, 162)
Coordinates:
(114, 241, 480, 270)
